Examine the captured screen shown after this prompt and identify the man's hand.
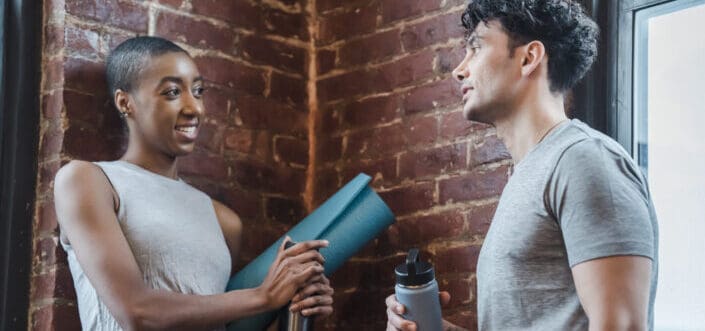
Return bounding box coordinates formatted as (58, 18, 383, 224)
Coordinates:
(385, 291, 451, 331)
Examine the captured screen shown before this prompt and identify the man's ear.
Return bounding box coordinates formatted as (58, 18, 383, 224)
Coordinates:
(519, 40, 546, 77)
(114, 89, 132, 117)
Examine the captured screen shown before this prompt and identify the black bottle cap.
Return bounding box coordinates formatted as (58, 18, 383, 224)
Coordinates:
(395, 248, 435, 286)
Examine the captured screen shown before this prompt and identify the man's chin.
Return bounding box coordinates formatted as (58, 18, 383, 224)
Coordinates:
(462, 104, 492, 124)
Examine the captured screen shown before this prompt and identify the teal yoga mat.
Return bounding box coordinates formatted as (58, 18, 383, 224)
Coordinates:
(226, 173, 395, 330)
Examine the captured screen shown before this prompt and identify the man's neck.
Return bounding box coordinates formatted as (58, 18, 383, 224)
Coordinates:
(493, 92, 568, 164)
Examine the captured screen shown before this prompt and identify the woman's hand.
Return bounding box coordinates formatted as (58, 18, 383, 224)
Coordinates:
(290, 274, 334, 317)
(257, 237, 328, 310)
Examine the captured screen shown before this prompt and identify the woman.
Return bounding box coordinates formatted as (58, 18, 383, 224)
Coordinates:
(54, 36, 333, 330)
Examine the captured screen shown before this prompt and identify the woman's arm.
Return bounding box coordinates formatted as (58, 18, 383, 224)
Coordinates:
(55, 161, 326, 331)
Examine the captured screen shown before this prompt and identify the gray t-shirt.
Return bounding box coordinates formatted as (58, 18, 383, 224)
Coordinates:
(476, 119, 659, 331)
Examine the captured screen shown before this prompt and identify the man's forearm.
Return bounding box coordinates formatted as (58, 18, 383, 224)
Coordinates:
(443, 319, 469, 331)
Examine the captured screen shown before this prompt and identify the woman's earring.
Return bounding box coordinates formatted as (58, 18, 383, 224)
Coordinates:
(120, 111, 130, 119)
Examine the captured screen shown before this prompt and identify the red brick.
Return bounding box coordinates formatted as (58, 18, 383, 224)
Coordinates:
(317, 4, 379, 45)
(319, 107, 341, 133)
(234, 96, 307, 136)
(261, 7, 310, 41)
(33, 237, 66, 268)
(66, 0, 148, 33)
(31, 267, 76, 301)
(274, 136, 309, 165)
(157, 0, 183, 8)
(341, 157, 397, 187)
(239, 220, 289, 263)
(269, 72, 307, 107)
(40, 125, 63, 162)
(195, 56, 266, 96)
(445, 309, 476, 330)
(403, 78, 461, 115)
(43, 58, 64, 92)
(317, 49, 337, 75)
(438, 45, 466, 74)
(44, 24, 64, 56)
(232, 159, 306, 196)
(434, 244, 481, 273)
(399, 143, 466, 179)
(64, 90, 102, 124)
(265, 196, 306, 225)
(193, 0, 260, 30)
(378, 49, 437, 87)
(312, 167, 339, 206)
(37, 160, 60, 200)
(343, 94, 400, 129)
(400, 11, 465, 51)
(439, 166, 510, 204)
(63, 125, 114, 160)
(239, 35, 307, 74)
(405, 115, 438, 146)
(317, 69, 391, 102)
(389, 210, 465, 246)
(42, 89, 63, 121)
(220, 187, 262, 220)
(316, 0, 370, 13)
(469, 135, 511, 167)
(65, 26, 100, 59)
(156, 11, 234, 52)
(439, 111, 488, 141)
(31, 303, 81, 331)
(203, 86, 231, 121)
(177, 150, 229, 180)
(316, 136, 342, 164)
(437, 275, 473, 309)
(467, 203, 498, 236)
(379, 182, 435, 216)
(381, 0, 443, 24)
(63, 57, 106, 94)
(195, 121, 223, 153)
(224, 128, 254, 153)
(338, 29, 402, 67)
(103, 30, 136, 53)
(37, 199, 59, 234)
(344, 123, 405, 160)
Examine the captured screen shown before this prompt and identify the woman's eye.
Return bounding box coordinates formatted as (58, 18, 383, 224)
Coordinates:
(163, 88, 180, 98)
(193, 86, 205, 98)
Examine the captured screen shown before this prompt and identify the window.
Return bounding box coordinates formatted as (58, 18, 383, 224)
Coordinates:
(0, 1, 41, 330)
(633, 1, 705, 330)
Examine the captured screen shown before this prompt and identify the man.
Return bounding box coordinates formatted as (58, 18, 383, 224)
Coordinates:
(386, 1, 658, 330)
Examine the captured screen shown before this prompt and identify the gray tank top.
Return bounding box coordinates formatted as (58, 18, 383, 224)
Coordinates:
(61, 160, 232, 330)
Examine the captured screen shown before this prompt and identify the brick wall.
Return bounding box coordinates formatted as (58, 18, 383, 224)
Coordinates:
(311, 0, 511, 329)
(32, 0, 511, 330)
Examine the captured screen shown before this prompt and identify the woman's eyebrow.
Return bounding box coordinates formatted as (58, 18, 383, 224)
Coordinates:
(158, 76, 184, 86)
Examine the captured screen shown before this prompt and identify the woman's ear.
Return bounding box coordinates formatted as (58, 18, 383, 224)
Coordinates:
(114, 89, 132, 118)
(520, 40, 547, 77)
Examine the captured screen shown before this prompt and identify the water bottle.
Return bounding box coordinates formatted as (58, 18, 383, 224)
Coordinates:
(277, 240, 314, 331)
(394, 248, 443, 331)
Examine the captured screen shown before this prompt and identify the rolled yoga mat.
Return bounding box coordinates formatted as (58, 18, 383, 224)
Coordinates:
(226, 173, 395, 330)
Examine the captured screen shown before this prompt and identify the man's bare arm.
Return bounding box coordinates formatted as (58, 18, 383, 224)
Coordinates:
(572, 255, 652, 331)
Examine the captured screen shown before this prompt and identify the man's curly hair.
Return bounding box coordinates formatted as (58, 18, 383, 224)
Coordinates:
(462, 0, 599, 92)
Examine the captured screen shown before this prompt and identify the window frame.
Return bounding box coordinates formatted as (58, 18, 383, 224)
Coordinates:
(0, 0, 42, 330)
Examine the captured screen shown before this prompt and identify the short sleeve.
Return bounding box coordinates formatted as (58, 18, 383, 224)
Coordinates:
(546, 138, 655, 267)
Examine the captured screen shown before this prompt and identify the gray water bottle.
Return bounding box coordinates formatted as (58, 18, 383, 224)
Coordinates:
(394, 248, 444, 331)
